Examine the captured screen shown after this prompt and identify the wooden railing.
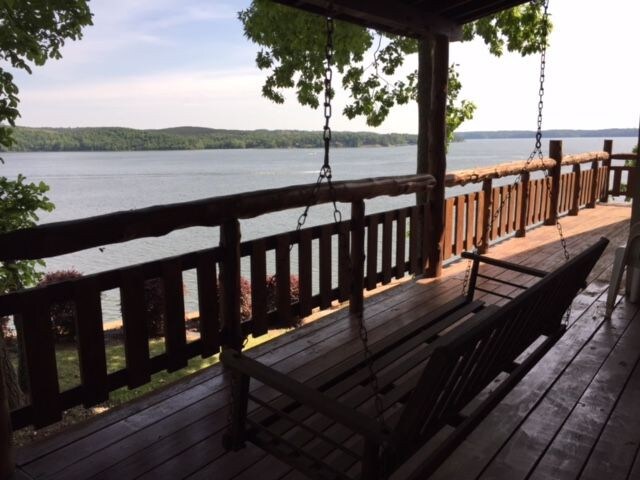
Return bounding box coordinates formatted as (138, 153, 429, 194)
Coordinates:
(0, 139, 635, 437)
(0, 175, 435, 430)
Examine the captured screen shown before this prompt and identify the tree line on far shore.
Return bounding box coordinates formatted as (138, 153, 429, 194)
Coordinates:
(4, 126, 418, 152)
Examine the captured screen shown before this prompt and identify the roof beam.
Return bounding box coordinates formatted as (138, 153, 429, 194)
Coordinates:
(271, 0, 463, 40)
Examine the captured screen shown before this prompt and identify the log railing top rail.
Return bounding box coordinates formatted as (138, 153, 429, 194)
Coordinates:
(0, 174, 436, 262)
(445, 151, 609, 187)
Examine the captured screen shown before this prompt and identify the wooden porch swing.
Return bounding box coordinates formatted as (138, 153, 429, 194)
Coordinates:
(221, 1, 610, 478)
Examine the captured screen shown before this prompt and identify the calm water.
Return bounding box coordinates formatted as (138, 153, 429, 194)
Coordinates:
(1, 137, 636, 319)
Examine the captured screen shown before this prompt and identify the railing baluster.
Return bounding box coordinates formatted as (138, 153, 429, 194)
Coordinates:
(508, 185, 516, 234)
(162, 259, 187, 372)
(491, 187, 500, 241)
(220, 219, 242, 350)
(612, 168, 622, 196)
(250, 239, 268, 336)
(338, 222, 350, 301)
(197, 251, 220, 357)
(443, 197, 454, 260)
(454, 196, 464, 255)
(570, 163, 581, 215)
(409, 207, 420, 274)
(516, 172, 529, 237)
(464, 193, 475, 251)
(546, 140, 563, 225)
(588, 159, 599, 208)
(350, 201, 365, 315)
(602, 139, 613, 201)
(298, 229, 313, 318)
(120, 267, 151, 388)
(366, 214, 379, 290)
(319, 226, 332, 308)
(276, 234, 292, 325)
(74, 278, 108, 407)
(382, 212, 393, 284)
(395, 209, 407, 279)
(21, 290, 61, 427)
(479, 179, 492, 253)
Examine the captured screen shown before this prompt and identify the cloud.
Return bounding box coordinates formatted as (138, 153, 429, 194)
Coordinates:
(17, 65, 418, 133)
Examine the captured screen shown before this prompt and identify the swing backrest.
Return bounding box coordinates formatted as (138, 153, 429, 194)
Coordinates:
(391, 237, 608, 456)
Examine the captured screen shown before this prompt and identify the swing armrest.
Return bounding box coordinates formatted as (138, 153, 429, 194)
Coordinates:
(461, 251, 548, 278)
(221, 348, 388, 444)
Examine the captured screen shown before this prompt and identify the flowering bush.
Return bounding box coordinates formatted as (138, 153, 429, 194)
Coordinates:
(38, 269, 83, 340)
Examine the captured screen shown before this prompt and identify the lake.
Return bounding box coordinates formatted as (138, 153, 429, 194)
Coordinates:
(1, 137, 636, 319)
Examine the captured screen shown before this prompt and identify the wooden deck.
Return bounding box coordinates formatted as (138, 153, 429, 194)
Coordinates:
(13, 204, 638, 480)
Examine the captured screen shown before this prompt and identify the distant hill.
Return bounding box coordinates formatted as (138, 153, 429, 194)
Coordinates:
(3, 126, 636, 152)
(4, 126, 418, 152)
(456, 128, 637, 140)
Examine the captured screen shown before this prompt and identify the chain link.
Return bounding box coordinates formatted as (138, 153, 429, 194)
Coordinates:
(461, 0, 570, 303)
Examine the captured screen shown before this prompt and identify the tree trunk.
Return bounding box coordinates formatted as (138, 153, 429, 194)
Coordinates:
(1, 327, 16, 479)
(0, 327, 24, 410)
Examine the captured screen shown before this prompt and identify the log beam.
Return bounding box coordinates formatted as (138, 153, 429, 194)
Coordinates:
(271, 0, 462, 40)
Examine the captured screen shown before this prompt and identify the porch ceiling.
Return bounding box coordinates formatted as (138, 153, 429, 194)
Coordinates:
(270, 0, 533, 40)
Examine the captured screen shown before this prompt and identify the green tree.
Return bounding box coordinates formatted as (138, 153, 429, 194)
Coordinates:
(0, 0, 93, 418)
(238, 0, 550, 151)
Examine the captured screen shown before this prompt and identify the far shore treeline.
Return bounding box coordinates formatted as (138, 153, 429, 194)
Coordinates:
(2, 126, 637, 152)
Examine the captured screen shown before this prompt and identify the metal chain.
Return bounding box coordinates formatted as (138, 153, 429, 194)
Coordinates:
(294, 17, 342, 238)
(295, 15, 388, 435)
(462, 0, 571, 300)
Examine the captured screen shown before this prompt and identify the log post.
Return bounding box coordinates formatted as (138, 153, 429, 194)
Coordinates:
(424, 34, 449, 277)
(219, 219, 243, 351)
(350, 201, 365, 316)
(545, 140, 563, 225)
(479, 179, 493, 254)
(1, 359, 14, 480)
(516, 172, 530, 237)
(601, 139, 613, 202)
(569, 163, 581, 215)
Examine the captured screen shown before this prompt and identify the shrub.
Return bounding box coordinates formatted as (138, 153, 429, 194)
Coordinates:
(265, 274, 301, 328)
(144, 278, 166, 338)
(239, 276, 252, 322)
(38, 269, 83, 340)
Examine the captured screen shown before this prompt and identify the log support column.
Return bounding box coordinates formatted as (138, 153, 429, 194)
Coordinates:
(421, 34, 449, 277)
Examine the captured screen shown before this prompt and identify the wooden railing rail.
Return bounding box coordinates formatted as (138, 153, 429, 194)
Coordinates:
(0, 174, 435, 262)
(0, 139, 635, 444)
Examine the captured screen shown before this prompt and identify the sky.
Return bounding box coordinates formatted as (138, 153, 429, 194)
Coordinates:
(10, 0, 640, 134)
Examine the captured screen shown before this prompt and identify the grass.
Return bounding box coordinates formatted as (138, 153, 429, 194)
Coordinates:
(10, 328, 286, 447)
(54, 329, 284, 404)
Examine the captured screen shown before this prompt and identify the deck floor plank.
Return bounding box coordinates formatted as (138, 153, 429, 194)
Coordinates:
(14, 204, 635, 480)
(580, 359, 640, 480)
